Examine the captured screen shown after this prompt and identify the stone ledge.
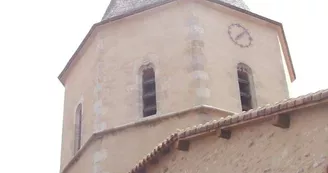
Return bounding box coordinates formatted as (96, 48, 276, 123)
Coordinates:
(61, 105, 235, 173)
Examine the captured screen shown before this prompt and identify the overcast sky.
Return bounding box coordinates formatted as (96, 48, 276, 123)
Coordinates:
(0, 0, 327, 173)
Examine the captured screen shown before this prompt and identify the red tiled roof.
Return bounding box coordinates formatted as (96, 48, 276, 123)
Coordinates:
(129, 88, 328, 173)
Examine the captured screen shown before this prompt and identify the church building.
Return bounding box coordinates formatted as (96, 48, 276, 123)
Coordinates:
(58, 0, 328, 173)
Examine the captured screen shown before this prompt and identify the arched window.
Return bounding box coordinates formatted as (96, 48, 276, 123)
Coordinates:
(142, 67, 157, 117)
(74, 103, 82, 154)
(237, 63, 255, 111)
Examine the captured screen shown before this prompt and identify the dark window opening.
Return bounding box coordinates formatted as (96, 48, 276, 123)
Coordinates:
(238, 70, 252, 111)
(142, 68, 157, 117)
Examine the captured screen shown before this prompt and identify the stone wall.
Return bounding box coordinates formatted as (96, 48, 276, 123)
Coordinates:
(60, 0, 291, 171)
(148, 103, 328, 173)
(61, 2, 193, 169)
(63, 108, 230, 173)
(197, 1, 290, 111)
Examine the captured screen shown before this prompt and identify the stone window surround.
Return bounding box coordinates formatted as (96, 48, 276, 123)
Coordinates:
(237, 62, 257, 111)
(73, 97, 84, 155)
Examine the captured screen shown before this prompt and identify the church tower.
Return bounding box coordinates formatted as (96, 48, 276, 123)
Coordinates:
(58, 0, 295, 173)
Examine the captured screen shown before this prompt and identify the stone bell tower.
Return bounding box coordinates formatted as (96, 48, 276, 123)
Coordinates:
(58, 0, 295, 173)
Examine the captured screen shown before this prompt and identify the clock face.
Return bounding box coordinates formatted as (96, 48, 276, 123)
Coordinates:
(228, 24, 253, 48)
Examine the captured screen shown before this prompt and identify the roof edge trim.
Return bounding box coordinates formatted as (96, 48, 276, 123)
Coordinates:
(129, 88, 328, 173)
(58, 0, 176, 86)
(57, 0, 296, 86)
(206, 0, 296, 81)
(60, 105, 234, 173)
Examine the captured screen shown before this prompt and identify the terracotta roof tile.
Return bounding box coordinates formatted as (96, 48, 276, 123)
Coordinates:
(231, 114, 239, 123)
(185, 128, 192, 136)
(271, 101, 281, 113)
(179, 131, 186, 138)
(206, 121, 213, 130)
(212, 120, 220, 129)
(303, 94, 313, 103)
(294, 95, 305, 106)
(279, 99, 289, 110)
(224, 115, 232, 125)
(312, 91, 322, 101)
(238, 112, 246, 121)
(218, 117, 226, 126)
(129, 88, 328, 173)
(203, 122, 210, 131)
(198, 124, 206, 133)
(243, 110, 252, 120)
(287, 98, 296, 108)
(252, 108, 260, 117)
(264, 104, 272, 115)
(322, 89, 328, 98)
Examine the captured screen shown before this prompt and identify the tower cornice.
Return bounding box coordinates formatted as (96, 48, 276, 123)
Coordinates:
(58, 0, 296, 86)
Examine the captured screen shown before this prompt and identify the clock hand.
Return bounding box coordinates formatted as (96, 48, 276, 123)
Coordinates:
(235, 31, 246, 41)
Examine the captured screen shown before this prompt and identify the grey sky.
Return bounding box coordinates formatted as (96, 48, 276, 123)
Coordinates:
(0, 0, 326, 173)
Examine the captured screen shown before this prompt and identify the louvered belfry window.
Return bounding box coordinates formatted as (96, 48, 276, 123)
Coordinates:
(74, 103, 82, 154)
(237, 64, 253, 111)
(142, 67, 157, 117)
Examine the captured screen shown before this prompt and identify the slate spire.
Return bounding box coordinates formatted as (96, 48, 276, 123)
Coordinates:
(102, 0, 249, 21)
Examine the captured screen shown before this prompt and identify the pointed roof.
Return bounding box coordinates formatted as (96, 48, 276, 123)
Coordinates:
(102, 0, 249, 20)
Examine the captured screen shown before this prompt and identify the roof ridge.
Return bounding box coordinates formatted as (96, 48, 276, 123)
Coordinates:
(102, 0, 250, 21)
(129, 88, 328, 173)
(177, 88, 328, 138)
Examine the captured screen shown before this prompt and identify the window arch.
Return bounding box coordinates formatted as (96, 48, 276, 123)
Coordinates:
(74, 103, 82, 154)
(237, 63, 255, 111)
(141, 66, 157, 117)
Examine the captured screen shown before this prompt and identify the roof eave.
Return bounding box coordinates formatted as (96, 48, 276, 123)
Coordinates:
(57, 0, 296, 86)
(57, 0, 176, 86)
(209, 0, 296, 82)
(57, 23, 98, 86)
(129, 88, 328, 173)
(278, 23, 296, 82)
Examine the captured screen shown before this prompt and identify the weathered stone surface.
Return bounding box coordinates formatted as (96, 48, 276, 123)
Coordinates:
(60, 1, 293, 173)
(147, 104, 328, 173)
